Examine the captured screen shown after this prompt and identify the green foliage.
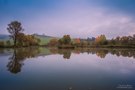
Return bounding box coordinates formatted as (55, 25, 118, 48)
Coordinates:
(6, 40, 11, 46)
(109, 34, 135, 46)
(0, 41, 4, 47)
(58, 35, 71, 45)
(80, 41, 88, 47)
(35, 36, 53, 45)
(17, 34, 40, 46)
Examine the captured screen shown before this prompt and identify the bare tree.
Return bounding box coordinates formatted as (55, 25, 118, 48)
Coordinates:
(7, 21, 24, 46)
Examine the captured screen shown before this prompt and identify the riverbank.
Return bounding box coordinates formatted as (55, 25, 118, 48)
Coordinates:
(85, 45, 135, 48)
(1, 45, 135, 49)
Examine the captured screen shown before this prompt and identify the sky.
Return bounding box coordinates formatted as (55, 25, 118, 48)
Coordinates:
(0, 0, 135, 38)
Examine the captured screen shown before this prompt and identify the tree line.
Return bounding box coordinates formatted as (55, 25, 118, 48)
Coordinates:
(0, 21, 135, 48)
(48, 34, 135, 48)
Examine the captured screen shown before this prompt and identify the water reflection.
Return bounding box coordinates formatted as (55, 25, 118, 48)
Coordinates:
(7, 47, 40, 74)
(1, 47, 135, 74)
(58, 49, 72, 59)
(73, 48, 135, 59)
(49, 48, 72, 59)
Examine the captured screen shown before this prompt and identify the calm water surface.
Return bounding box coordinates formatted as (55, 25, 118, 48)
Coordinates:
(0, 47, 135, 90)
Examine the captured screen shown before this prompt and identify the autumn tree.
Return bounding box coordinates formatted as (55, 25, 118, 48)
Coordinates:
(23, 35, 40, 46)
(16, 33, 25, 46)
(74, 38, 81, 46)
(7, 21, 24, 46)
(48, 38, 58, 46)
(58, 35, 71, 45)
(95, 35, 107, 45)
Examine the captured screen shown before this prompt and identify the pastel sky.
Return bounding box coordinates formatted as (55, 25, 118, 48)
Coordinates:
(0, 0, 135, 38)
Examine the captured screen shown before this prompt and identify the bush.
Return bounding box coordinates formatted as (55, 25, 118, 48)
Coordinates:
(0, 41, 5, 47)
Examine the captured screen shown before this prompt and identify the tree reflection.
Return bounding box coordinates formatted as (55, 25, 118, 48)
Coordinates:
(7, 47, 40, 74)
(49, 48, 135, 59)
(58, 49, 72, 59)
(69, 48, 135, 59)
(7, 49, 22, 74)
(6, 47, 135, 74)
(0, 48, 4, 54)
(109, 49, 135, 58)
(96, 50, 108, 58)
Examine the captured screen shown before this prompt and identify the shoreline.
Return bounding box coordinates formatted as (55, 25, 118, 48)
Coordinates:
(1, 45, 135, 49)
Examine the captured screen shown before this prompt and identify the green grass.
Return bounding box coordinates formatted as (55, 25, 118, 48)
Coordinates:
(35, 36, 59, 45)
(36, 36, 52, 45)
(0, 39, 14, 46)
(0, 36, 56, 46)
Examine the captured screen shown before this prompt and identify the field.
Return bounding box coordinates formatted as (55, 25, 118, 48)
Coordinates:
(35, 36, 53, 45)
(0, 34, 57, 46)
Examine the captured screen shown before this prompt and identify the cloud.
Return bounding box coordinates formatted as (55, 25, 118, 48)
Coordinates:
(1, 0, 135, 39)
(23, 4, 135, 39)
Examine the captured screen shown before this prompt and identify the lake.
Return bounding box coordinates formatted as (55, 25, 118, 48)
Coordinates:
(0, 47, 135, 90)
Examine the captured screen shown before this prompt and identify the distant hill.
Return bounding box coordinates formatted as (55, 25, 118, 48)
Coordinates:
(33, 34, 58, 45)
(0, 34, 10, 40)
(0, 34, 58, 45)
(33, 34, 54, 38)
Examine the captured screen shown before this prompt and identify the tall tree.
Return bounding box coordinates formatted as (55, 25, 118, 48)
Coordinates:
(95, 35, 107, 45)
(7, 21, 24, 46)
(58, 35, 71, 45)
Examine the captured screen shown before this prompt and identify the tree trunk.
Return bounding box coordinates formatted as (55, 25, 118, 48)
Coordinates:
(14, 38, 16, 47)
